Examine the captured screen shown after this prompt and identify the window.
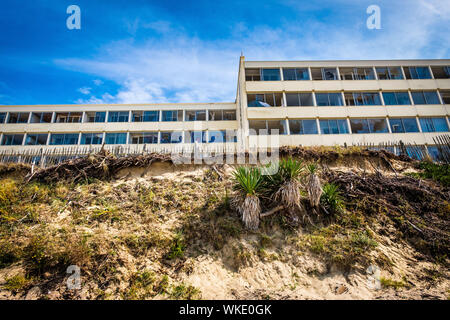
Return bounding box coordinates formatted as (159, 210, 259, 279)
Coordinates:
(350, 119, 389, 133)
(404, 66, 432, 79)
(344, 92, 381, 106)
(208, 110, 236, 121)
(185, 110, 206, 121)
(411, 91, 441, 105)
(85, 112, 106, 123)
(30, 112, 52, 123)
(0, 113, 6, 123)
(49, 133, 79, 145)
(208, 131, 225, 143)
(129, 132, 158, 144)
(430, 66, 450, 79)
(160, 132, 183, 143)
(25, 134, 48, 145)
(389, 118, 419, 133)
(108, 111, 129, 122)
(419, 118, 449, 132)
(282, 68, 309, 80)
(54, 112, 82, 123)
(376, 67, 403, 80)
(311, 68, 338, 80)
(319, 119, 349, 134)
(245, 68, 261, 81)
(440, 90, 450, 104)
(261, 69, 281, 81)
(289, 119, 318, 135)
(427, 146, 446, 162)
(80, 133, 103, 145)
(7, 112, 29, 123)
(339, 67, 375, 80)
(186, 131, 206, 143)
(162, 110, 183, 121)
(1, 134, 24, 145)
(382, 92, 411, 105)
(105, 133, 127, 144)
(249, 120, 287, 135)
(247, 93, 283, 107)
(132, 111, 159, 122)
(315, 93, 344, 106)
(285, 93, 314, 107)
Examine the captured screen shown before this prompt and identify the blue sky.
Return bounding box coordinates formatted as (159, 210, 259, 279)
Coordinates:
(0, 0, 449, 105)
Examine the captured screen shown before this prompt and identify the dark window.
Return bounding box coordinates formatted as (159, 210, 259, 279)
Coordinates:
(404, 66, 432, 79)
(339, 67, 375, 80)
(25, 134, 48, 145)
(7, 112, 29, 123)
(419, 118, 449, 132)
(1, 134, 24, 145)
(50, 133, 79, 145)
(247, 93, 283, 107)
(261, 69, 281, 81)
(430, 66, 450, 79)
(108, 111, 129, 123)
(311, 68, 338, 80)
(382, 92, 411, 105)
(411, 91, 441, 105)
(345, 92, 381, 106)
(80, 133, 103, 145)
(315, 93, 344, 106)
(0, 113, 6, 123)
(186, 131, 206, 143)
(427, 146, 446, 162)
(129, 132, 158, 144)
(30, 112, 52, 123)
(249, 120, 287, 135)
(245, 68, 261, 81)
(376, 67, 403, 80)
(132, 111, 159, 122)
(289, 120, 318, 135)
(86, 112, 106, 123)
(185, 110, 206, 121)
(54, 112, 82, 123)
(160, 132, 183, 143)
(389, 118, 419, 133)
(319, 119, 349, 134)
(285, 93, 314, 106)
(282, 68, 309, 80)
(350, 119, 388, 133)
(105, 133, 127, 144)
(162, 110, 183, 121)
(440, 90, 450, 104)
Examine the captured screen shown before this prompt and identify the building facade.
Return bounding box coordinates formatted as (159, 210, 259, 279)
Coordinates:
(1, 57, 450, 161)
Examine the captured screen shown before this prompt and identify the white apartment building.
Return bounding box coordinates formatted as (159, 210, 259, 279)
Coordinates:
(1, 56, 449, 161)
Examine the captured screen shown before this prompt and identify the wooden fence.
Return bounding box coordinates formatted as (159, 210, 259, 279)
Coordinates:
(0, 134, 449, 167)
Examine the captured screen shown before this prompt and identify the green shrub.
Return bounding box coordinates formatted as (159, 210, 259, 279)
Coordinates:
(168, 233, 185, 259)
(320, 183, 345, 213)
(418, 162, 450, 187)
(232, 166, 263, 196)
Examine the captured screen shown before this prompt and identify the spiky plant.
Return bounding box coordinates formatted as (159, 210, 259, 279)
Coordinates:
(320, 183, 344, 213)
(306, 163, 322, 208)
(232, 166, 263, 230)
(264, 157, 304, 209)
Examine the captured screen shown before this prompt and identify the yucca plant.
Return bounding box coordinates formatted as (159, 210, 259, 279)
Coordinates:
(232, 166, 263, 230)
(264, 157, 304, 209)
(320, 183, 344, 213)
(306, 163, 322, 208)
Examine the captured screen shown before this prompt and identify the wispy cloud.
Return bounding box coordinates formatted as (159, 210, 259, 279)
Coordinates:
(55, 0, 450, 104)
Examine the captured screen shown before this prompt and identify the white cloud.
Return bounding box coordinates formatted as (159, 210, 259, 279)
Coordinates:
(57, 0, 450, 104)
(77, 87, 91, 95)
(93, 79, 103, 86)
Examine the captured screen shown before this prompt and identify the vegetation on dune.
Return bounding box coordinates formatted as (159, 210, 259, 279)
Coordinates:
(0, 147, 448, 300)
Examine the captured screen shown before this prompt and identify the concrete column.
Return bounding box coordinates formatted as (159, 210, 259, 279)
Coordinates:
(436, 89, 444, 105)
(312, 91, 317, 107)
(316, 118, 321, 135)
(386, 117, 392, 133)
(379, 90, 386, 106)
(416, 116, 423, 133)
(347, 117, 353, 134)
(408, 90, 415, 105)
